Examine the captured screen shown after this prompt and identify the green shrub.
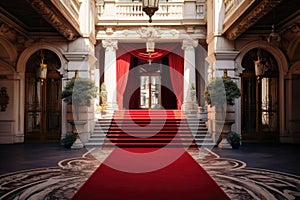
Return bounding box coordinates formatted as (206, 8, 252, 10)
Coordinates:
(204, 77, 241, 107)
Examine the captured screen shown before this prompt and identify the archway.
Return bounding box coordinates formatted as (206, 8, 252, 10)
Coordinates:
(241, 48, 279, 142)
(117, 43, 183, 110)
(24, 49, 62, 142)
(123, 55, 177, 109)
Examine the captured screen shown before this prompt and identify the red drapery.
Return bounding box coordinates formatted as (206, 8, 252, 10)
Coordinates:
(116, 44, 183, 109)
(129, 49, 170, 61)
(119, 43, 178, 61)
(169, 52, 184, 109)
(116, 54, 131, 109)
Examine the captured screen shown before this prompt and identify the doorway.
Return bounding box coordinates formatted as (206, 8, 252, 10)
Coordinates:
(241, 48, 279, 142)
(140, 75, 161, 109)
(123, 57, 177, 109)
(25, 50, 62, 142)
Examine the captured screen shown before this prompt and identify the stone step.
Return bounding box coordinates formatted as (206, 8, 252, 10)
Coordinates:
(85, 110, 214, 149)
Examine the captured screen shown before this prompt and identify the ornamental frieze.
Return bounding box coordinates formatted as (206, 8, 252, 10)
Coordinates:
(0, 23, 33, 52)
(29, 0, 81, 41)
(224, 0, 282, 40)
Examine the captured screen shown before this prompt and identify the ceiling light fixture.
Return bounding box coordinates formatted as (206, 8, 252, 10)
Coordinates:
(267, 24, 281, 43)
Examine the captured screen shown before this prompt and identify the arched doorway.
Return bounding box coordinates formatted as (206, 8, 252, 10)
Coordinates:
(241, 48, 279, 142)
(123, 56, 177, 109)
(25, 49, 62, 142)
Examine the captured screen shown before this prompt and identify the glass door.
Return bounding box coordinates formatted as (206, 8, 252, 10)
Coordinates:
(25, 74, 62, 142)
(241, 48, 279, 141)
(25, 50, 62, 142)
(140, 75, 161, 109)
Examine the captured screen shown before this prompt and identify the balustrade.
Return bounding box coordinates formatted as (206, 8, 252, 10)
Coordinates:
(96, 0, 205, 22)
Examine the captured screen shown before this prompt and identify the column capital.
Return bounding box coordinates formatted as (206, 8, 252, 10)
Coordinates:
(182, 39, 198, 51)
(102, 39, 118, 51)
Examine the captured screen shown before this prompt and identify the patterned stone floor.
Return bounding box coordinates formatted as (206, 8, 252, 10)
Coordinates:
(0, 148, 299, 200)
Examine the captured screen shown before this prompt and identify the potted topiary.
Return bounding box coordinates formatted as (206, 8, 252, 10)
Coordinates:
(227, 131, 241, 149)
(61, 133, 77, 149)
(61, 70, 98, 148)
(61, 71, 98, 121)
(204, 72, 241, 148)
(204, 76, 241, 108)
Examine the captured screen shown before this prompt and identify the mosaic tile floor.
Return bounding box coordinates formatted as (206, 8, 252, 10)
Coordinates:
(0, 148, 299, 200)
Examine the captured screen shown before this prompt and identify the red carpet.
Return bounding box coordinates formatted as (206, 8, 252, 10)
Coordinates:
(72, 148, 230, 200)
(102, 110, 199, 148)
(72, 110, 228, 199)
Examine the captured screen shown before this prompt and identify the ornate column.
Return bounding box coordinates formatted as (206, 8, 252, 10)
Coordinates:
(102, 39, 118, 115)
(181, 39, 198, 112)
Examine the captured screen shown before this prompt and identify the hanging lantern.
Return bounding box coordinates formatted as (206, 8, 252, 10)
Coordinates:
(39, 52, 47, 85)
(254, 60, 266, 77)
(254, 48, 266, 82)
(142, 0, 159, 23)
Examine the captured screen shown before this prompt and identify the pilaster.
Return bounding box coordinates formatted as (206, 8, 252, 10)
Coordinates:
(63, 49, 97, 142)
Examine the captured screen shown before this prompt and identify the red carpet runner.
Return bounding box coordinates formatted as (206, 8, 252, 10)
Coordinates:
(72, 110, 229, 200)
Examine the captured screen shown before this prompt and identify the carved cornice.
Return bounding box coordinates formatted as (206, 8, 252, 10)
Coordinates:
(223, 0, 282, 40)
(29, 0, 81, 41)
(64, 52, 89, 61)
(214, 50, 239, 60)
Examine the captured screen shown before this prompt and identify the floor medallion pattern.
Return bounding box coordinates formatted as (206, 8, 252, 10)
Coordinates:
(0, 148, 299, 200)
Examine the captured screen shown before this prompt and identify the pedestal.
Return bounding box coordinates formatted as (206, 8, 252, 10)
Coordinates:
(217, 120, 235, 149)
(68, 120, 87, 148)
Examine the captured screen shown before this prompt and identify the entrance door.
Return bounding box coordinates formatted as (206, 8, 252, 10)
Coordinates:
(25, 50, 62, 142)
(241, 48, 279, 142)
(140, 75, 161, 109)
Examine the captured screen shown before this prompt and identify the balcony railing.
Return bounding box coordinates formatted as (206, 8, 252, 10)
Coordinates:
(96, 0, 206, 24)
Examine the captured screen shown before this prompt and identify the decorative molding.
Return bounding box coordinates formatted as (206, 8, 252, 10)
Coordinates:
(223, 0, 282, 40)
(102, 39, 118, 51)
(136, 27, 161, 41)
(289, 61, 300, 75)
(235, 61, 245, 76)
(0, 23, 33, 53)
(64, 52, 89, 61)
(30, 0, 81, 41)
(214, 50, 239, 60)
(182, 39, 198, 50)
